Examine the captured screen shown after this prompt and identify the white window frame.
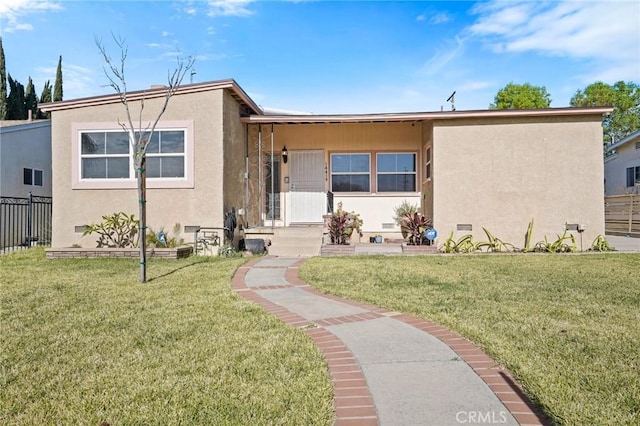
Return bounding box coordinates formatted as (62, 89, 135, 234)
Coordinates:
(71, 121, 194, 189)
(330, 153, 371, 193)
(376, 152, 418, 193)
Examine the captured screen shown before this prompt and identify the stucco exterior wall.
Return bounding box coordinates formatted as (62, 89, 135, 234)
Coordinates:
(0, 121, 52, 198)
(222, 90, 249, 224)
(432, 115, 605, 248)
(49, 90, 227, 247)
(246, 122, 423, 232)
(604, 135, 640, 195)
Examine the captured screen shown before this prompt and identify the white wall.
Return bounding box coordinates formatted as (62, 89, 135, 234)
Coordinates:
(0, 121, 52, 198)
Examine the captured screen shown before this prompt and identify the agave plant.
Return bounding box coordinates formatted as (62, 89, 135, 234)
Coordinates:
(533, 230, 577, 253)
(476, 227, 516, 252)
(401, 212, 432, 245)
(442, 232, 480, 253)
(588, 235, 615, 252)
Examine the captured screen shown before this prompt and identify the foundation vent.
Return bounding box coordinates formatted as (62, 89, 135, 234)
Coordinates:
(457, 224, 472, 231)
(382, 223, 395, 230)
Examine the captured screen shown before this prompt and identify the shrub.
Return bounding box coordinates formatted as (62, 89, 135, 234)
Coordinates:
(393, 200, 418, 226)
(401, 212, 432, 245)
(146, 223, 184, 248)
(82, 212, 139, 248)
(328, 202, 363, 245)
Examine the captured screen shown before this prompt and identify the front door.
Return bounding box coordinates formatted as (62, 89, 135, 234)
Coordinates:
(289, 150, 325, 223)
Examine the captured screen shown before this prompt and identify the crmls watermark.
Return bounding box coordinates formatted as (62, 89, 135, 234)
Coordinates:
(456, 411, 509, 424)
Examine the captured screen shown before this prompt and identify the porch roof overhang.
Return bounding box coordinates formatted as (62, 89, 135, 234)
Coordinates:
(39, 78, 262, 115)
(240, 106, 613, 125)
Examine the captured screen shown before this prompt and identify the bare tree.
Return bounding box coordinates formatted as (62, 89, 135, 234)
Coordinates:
(97, 35, 195, 283)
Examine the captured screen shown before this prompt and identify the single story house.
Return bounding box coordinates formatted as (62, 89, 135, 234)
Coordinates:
(604, 130, 640, 195)
(41, 79, 611, 250)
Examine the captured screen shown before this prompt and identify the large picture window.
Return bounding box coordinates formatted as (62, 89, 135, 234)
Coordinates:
(376, 153, 416, 192)
(331, 153, 370, 192)
(80, 130, 186, 180)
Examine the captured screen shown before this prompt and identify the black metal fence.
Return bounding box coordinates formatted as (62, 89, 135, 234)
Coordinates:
(1, 193, 52, 254)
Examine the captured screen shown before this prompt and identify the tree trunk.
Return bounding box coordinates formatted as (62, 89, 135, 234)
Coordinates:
(138, 156, 147, 283)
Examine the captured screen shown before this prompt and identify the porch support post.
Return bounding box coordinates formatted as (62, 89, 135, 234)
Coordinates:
(258, 125, 263, 223)
(270, 124, 275, 229)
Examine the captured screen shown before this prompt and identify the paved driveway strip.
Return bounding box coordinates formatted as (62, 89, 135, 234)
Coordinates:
(232, 256, 548, 426)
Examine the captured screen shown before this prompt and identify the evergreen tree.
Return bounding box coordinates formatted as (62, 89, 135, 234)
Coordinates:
(0, 37, 7, 120)
(7, 74, 26, 119)
(38, 80, 52, 119)
(25, 77, 38, 119)
(53, 55, 63, 101)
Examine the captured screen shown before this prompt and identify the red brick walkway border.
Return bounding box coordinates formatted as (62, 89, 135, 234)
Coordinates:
(231, 257, 549, 426)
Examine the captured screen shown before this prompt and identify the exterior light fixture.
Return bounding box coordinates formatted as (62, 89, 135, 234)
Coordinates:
(282, 145, 288, 163)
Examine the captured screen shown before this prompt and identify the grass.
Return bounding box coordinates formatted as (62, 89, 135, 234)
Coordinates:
(299, 253, 640, 425)
(1, 248, 333, 425)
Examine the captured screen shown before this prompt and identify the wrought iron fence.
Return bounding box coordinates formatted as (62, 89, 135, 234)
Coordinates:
(1, 192, 52, 254)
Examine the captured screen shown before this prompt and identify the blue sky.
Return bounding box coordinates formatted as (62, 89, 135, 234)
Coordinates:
(1, 0, 639, 113)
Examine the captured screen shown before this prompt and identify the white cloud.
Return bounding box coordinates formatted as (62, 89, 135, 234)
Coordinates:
(35, 62, 96, 100)
(206, 0, 255, 17)
(458, 80, 494, 91)
(468, 0, 640, 81)
(419, 36, 466, 76)
(428, 12, 452, 25)
(0, 0, 62, 33)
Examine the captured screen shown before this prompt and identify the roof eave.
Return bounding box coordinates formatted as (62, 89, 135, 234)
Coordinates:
(239, 106, 613, 124)
(39, 78, 263, 115)
(606, 129, 640, 151)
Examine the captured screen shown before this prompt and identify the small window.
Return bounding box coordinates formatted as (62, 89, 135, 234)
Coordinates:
(331, 153, 370, 192)
(24, 168, 33, 185)
(376, 153, 417, 192)
(628, 166, 640, 187)
(425, 146, 432, 180)
(23, 168, 43, 186)
(636, 141, 640, 150)
(34, 170, 43, 186)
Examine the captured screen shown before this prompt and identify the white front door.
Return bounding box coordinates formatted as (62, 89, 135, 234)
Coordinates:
(289, 150, 325, 223)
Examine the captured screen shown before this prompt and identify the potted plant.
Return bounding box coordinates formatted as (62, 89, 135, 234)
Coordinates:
(401, 212, 432, 245)
(322, 202, 363, 255)
(393, 200, 418, 238)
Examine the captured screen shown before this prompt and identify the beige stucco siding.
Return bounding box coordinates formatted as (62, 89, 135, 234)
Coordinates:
(50, 89, 227, 247)
(222, 91, 248, 222)
(432, 116, 605, 247)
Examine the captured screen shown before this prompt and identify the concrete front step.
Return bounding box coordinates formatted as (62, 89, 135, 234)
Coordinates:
(244, 226, 324, 257)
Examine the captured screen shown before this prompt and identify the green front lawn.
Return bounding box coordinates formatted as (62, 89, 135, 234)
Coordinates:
(1, 248, 333, 425)
(299, 254, 640, 425)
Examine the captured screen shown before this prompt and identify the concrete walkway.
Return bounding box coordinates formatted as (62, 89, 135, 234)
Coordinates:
(232, 257, 548, 426)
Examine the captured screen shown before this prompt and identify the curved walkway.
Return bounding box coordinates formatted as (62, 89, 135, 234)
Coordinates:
(232, 257, 548, 426)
